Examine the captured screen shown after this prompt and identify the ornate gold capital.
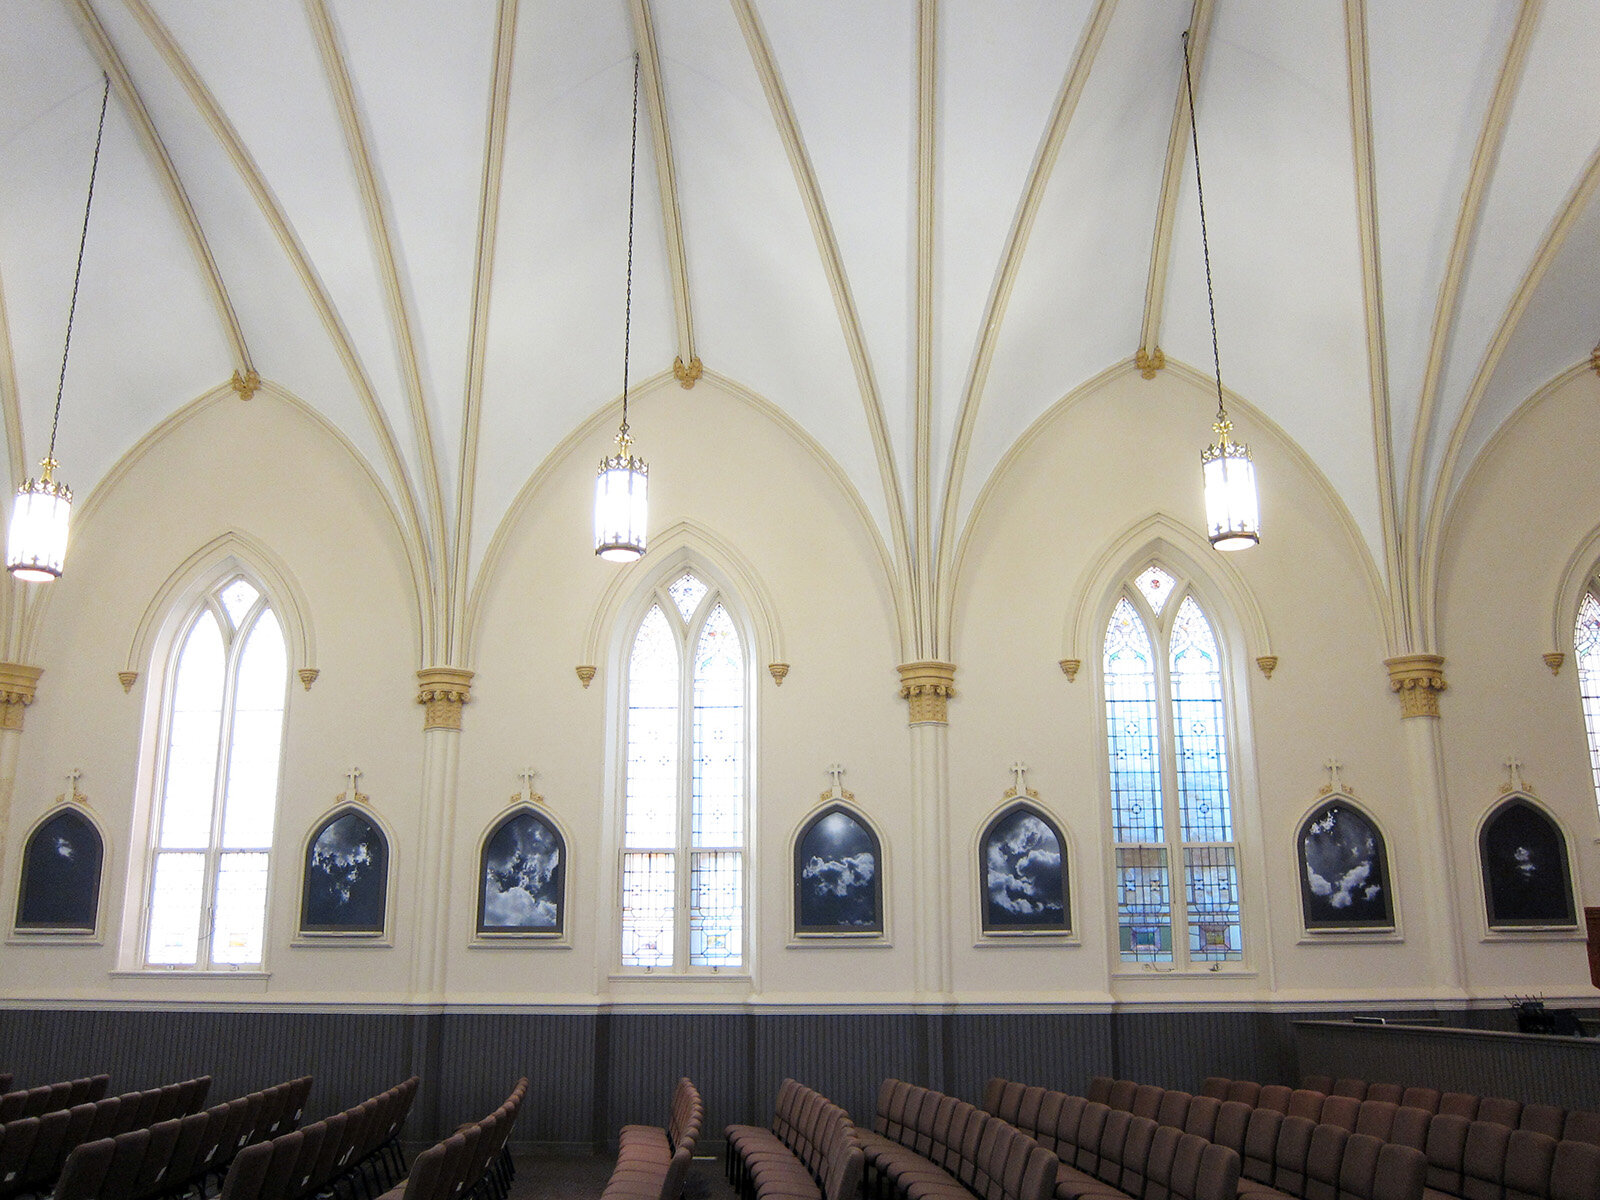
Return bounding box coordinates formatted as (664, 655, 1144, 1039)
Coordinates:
(1385, 654, 1446, 719)
(118, 671, 139, 693)
(1136, 347, 1165, 379)
(298, 668, 320, 691)
(575, 665, 597, 689)
(673, 355, 703, 388)
(1256, 655, 1278, 678)
(0, 663, 44, 731)
(1059, 659, 1081, 682)
(417, 666, 474, 731)
(768, 663, 790, 686)
(231, 368, 260, 400)
(898, 660, 956, 725)
(1543, 652, 1565, 676)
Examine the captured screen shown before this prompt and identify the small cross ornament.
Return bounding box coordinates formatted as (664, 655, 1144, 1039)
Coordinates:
(55, 767, 85, 806)
(513, 767, 543, 807)
(820, 763, 853, 803)
(1502, 757, 1529, 795)
(340, 766, 368, 805)
(1321, 758, 1347, 796)
(1006, 761, 1037, 800)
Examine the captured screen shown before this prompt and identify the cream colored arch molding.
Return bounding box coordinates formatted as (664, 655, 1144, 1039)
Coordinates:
(1061, 514, 1274, 679)
(123, 530, 317, 690)
(577, 521, 786, 689)
(1549, 525, 1600, 677)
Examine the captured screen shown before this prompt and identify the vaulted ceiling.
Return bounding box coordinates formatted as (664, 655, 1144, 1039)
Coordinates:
(2, 1, 1596, 656)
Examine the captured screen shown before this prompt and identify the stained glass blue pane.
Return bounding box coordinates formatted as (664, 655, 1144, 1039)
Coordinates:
(692, 605, 743, 847)
(620, 851, 674, 967)
(1105, 598, 1162, 843)
(667, 573, 708, 623)
(1171, 596, 1233, 843)
(1184, 846, 1242, 961)
(1116, 846, 1171, 962)
(1576, 594, 1600, 810)
(626, 606, 678, 847)
(689, 851, 742, 966)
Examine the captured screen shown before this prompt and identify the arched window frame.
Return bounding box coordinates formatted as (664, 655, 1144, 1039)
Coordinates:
(1477, 794, 1580, 934)
(1096, 560, 1250, 972)
(472, 802, 570, 946)
(122, 559, 298, 973)
(1294, 794, 1398, 937)
(973, 797, 1074, 942)
(791, 799, 886, 940)
(294, 802, 394, 943)
(12, 802, 107, 939)
(609, 559, 756, 977)
(1569, 582, 1600, 822)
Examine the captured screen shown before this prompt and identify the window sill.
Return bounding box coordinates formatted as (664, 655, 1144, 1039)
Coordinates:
(787, 935, 893, 949)
(1112, 965, 1257, 978)
(469, 934, 571, 949)
(290, 936, 393, 949)
(1480, 928, 1585, 942)
(8, 932, 102, 945)
(974, 934, 1080, 947)
(110, 968, 271, 979)
(1296, 930, 1403, 945)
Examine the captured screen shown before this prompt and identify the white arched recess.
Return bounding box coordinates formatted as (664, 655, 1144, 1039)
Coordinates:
(592, 532, 773, 999)
(1069, 514, 1276, 988)
(112, 536, 312, 969)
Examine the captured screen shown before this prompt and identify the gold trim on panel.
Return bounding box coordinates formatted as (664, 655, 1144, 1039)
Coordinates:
(0, 663, 43, 731)
(897, 660, 956, 725)
(1136, 347, 1166, 379)
(1543, 651, 1565, 676)
(230, 368, 260, 400)
(673, 355, 703, 388)
(1385, 653, 1446, 719)
(417, 666, 473, 731)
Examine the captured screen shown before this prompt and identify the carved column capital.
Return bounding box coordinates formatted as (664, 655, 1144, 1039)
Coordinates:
(416, 666, 474, 731)
(1385, 654, 1446, 719)
(898, 660, 956, 726)
(0, 663, 44, 731)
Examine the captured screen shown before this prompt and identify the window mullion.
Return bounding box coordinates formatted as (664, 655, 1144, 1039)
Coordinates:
(677, 615, 695, 970)
(1155, 608, 1189, 969)
(201, 623, 244, 968)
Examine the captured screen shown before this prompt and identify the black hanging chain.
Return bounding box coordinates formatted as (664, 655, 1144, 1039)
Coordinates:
(1181, 32, 1228, 429)
(46, 73, 112, 474)
(620, 53, 640, 444)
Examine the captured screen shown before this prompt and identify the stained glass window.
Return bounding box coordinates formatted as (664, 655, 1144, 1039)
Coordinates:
(620, 571, 747, 971)
(1574, 593, 1600, 815)
(1102, 570, 1243, 967)
(146, 576, 286, 968)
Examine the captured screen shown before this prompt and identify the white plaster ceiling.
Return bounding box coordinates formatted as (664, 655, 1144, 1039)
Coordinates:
(1, 1, 1596, 637)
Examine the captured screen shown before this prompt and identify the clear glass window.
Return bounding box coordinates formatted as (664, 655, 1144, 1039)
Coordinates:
(145, 576, 286, 968)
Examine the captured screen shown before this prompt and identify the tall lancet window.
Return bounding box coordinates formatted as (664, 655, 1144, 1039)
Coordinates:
(1574, 592, 1600, 816)
(1104, 565, 1243, 966)
(621, 570, 747, 970)
(145, 577, 286, 967)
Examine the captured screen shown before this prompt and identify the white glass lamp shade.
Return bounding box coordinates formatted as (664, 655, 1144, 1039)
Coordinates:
(7, 473, 72, 581)
(595, 448, 649, 562)
(1201, 433, 1259, 551)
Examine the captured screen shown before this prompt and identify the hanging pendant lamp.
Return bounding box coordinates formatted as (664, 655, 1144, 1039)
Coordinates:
(8, 75, 111, 582)
(1182, 33, 1260, 551)
(595, 54, 649, 563)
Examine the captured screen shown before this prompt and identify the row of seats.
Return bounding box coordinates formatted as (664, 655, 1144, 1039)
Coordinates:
(0, 1074, 216, 1198)
(859, 1079, 1057, 1200)
(726, 1078, 862, 1200)
(604, 1076, 704, 1200)
(0, 1075, 110, 1123)
(983, 1081, 1241, 1200)
(372, 1077, 527, 1200)
(1085, 1076, 1600, 1200)
(1275, 1079, 1600, 1147)
(214, 1075, 420, 1200)
(33, 1076, 311, 1200)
